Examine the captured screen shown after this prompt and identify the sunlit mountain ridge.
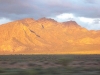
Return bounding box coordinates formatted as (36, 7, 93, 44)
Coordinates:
(0, 18, 100, 54)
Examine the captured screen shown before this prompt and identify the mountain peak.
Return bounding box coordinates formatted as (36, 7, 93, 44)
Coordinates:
(38, 17, 57, 23)
(62, 20, 81, 28)
(18, 18, 35, 24)
(62, 20, 78, 25)
(21, 18, 35, 21)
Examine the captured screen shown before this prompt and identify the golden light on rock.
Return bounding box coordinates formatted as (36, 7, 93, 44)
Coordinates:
(0, 18, 100, 54)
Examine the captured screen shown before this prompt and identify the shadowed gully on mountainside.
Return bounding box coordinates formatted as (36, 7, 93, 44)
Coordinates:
(0, 18, 100, 54)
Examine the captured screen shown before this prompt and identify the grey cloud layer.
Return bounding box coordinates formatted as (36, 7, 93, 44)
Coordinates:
(0, 0, 100, 20)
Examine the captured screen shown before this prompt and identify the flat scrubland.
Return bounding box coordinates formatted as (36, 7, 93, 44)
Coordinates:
(0, 54, 100, 75)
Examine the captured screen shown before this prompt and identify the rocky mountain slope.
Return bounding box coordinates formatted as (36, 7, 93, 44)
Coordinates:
(0, 18, 100, 54)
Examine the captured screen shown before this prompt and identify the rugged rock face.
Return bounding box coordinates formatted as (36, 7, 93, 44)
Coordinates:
(0, 18, 100, 54)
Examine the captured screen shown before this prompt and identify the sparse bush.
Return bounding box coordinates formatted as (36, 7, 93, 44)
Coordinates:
(44, 61, 49, 65)
(9, 61, 17, 65)
(19, 64, 24, 67)
(27, 63, 35, 67)
(1, 61, 7, 64)
(0, 68, 5, 73)
(56, 58, 72, 66)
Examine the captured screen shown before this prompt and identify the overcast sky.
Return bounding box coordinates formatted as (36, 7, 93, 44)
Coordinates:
(0, 0, 100, 30)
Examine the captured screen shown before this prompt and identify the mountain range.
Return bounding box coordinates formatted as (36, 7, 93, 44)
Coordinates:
(0, 17, 100, 54)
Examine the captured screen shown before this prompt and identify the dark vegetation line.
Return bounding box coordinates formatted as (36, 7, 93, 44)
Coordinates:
(42, 25, 44, 28)
(29, 29, 40, 37)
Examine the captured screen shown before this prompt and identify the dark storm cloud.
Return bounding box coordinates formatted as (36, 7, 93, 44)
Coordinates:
(0, 0, 40, 20)
(0, 0, 100, 20)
